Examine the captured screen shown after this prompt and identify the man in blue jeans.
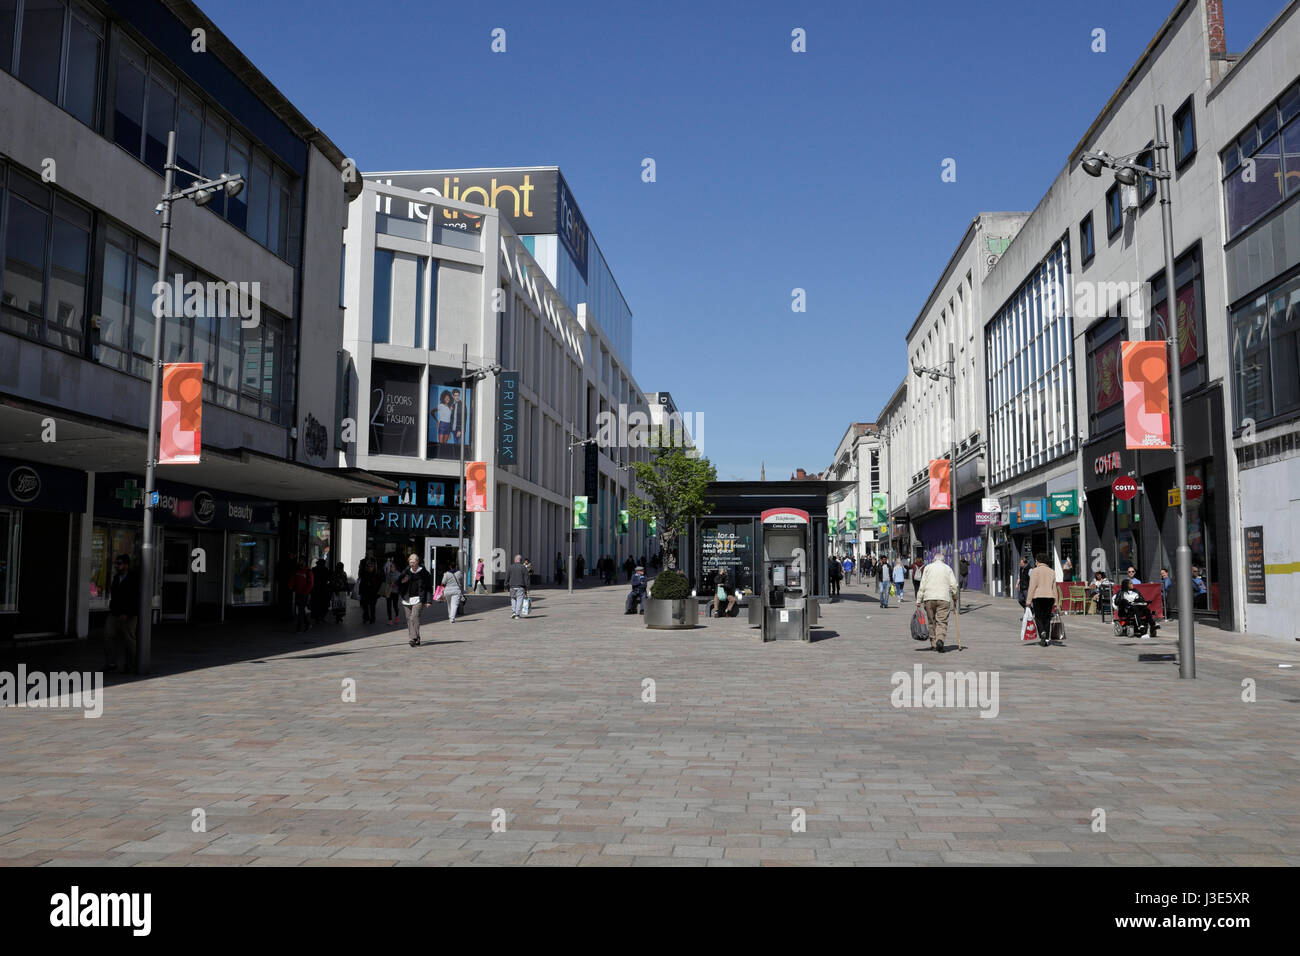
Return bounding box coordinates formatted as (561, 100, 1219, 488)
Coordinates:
(506, 554, 528, 619)
(877, 557, 892, 608)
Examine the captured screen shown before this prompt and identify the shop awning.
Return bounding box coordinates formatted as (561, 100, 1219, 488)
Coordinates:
(0, 399, 396, 502)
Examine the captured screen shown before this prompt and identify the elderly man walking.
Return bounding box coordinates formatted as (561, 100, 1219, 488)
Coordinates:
(506, 554, 529, 619)
(917, 554, 960, 654)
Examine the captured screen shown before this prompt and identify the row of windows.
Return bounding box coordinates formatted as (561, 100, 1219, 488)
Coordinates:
(372, 248, 434, 349)
(1222, 80, 1300, 240)
(1231, 269, 1300, 426)
(0, 159, 293, 425)
(986, 239, 1076, 486)
(0, 0, 301, 262)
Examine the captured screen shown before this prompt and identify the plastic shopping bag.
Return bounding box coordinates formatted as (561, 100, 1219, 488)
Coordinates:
(432, 584, 445, 602)
(910, 604, 929, 641)
(521, 595, 531, 617)
(1020, 606, 1038, 643)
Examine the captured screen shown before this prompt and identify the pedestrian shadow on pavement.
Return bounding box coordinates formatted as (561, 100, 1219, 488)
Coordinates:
(811, 628, 839, 642)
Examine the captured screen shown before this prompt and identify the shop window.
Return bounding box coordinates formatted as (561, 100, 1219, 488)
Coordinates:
(89, 523, 138, 610)
(0, 508, 19, 612)
(228, 534, 274, 605)
(1268, 274, 1300, 416)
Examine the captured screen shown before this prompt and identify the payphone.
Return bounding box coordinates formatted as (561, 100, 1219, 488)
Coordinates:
(760, 507, 816, 642)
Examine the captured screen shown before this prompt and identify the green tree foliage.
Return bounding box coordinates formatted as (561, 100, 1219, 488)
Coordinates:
(627, 431, 716, 571)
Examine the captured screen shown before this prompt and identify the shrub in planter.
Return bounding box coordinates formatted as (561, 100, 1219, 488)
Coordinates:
(650, 570, 690, 601)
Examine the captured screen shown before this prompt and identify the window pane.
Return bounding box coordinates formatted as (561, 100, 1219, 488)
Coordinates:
(241, 321, 262, 397)
(1270, 277, 1300, 415)
(372, 248, 392, 343)
(1232, 297, 1271, 423)
(17, 0, 64, 104)
(414, 258, 424, 348)
(268, 167, 286, 257)
(1226, 135, 1282, 236)
(1283, 117, 1300, 198)
(225, 132, 249, 230)
(143, 64, 177, 175)
(1175, 105, 1196, 163)
(113, 36, 146, 157)
(96, 240, 130, 368)
(47, 212, 89, 350)
(247, 150, 270, 247)
(131, 253, 157, 373)
(64, 4, 102, 126)
(176, 89, 202, 178)
(162, 269, 191, 363)
(1, 197, 48, 338)
(201, 115, 227, 217)
(261, 317, 278, 414)
(217, 313, 240, 393)
(193, 298, 216, 373)
(0, 0, 16, 73)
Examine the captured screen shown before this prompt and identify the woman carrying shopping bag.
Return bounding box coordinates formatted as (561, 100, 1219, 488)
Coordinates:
(441, 560, 466, 623)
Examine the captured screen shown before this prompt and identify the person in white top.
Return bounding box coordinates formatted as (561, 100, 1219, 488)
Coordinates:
(917, 556, 959, 653)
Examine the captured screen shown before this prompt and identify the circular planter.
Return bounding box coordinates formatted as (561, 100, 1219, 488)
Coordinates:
(644, 597, 700, 629)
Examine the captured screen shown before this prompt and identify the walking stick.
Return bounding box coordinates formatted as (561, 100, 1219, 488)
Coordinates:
(954, 593, 962, 650)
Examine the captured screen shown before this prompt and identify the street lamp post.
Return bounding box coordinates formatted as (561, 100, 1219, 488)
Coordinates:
(138, 130, 243, 673)
(1081, 103, 1196, 679)
(911, 343, 959, 599)
(567, 435, 597, 592)
(456, 344, 502, 583)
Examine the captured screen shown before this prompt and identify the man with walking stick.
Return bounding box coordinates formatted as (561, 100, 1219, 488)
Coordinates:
(917, 553, 959, 654)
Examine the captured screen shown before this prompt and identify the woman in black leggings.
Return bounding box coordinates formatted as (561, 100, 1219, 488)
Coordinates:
(1025, 552, 1057, 645)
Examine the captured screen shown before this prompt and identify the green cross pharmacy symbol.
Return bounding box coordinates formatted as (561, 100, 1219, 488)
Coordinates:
(115, 479, 144, 508)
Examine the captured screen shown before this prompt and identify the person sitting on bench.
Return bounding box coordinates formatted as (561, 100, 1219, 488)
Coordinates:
(626, 565, 647, 614)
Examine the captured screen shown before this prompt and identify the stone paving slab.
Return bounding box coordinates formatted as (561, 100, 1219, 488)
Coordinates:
(0, 582, 1297, 865)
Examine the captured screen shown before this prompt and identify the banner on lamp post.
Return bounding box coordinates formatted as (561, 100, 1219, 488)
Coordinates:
(846, 509, 857, 532)
(573, 496, 589, 529)
(649, 516, 657, 535)
(872, 493, 887, 526)
(928, 460, 951, 510)
(159, 363, 203, 464)
(465, 461, 487, 512)
(617, 509, 629, 534)
(1122, 341, 1172, 449)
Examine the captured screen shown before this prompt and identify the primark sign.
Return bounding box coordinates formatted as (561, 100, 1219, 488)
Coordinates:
(369, 167, 590, 279)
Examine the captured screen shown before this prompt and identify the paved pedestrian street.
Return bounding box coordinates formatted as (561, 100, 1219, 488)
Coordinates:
(2, 582, 1298, 867)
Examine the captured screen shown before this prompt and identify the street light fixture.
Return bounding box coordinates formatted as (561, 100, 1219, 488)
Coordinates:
(567, 435, 599, 592)
(1082, 104, 1196, 679)
(456, 344, 502, 582)
(911, 343, 959, 600)
(137, 131, 245, 674)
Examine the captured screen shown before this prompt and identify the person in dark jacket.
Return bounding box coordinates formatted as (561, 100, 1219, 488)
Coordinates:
(505, 554, 529, 619)
(105, 554, 140, 672)
(310, 558, 331, 622)
(396, 553, 431, 646)
(1016, 557, 1031, 607)
(290, 557, 313, 632)
(358, 557, 382, 624)
(828, 557, 842, 598)
(576, 553, 585, 582)
(626, 566, 647, 614)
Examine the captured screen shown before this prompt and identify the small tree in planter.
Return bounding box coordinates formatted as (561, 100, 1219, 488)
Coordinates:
(628, 429, 716, 628)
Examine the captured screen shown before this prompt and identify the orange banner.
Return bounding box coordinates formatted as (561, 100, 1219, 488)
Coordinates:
(465, 461, 487, 513)
(1121, 341, 1171, 449)
(159, 363, 203, 464)
(929, 459, 951, 510)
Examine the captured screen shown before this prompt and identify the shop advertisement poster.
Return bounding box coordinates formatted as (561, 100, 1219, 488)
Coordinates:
(1121, 341, 1171, 450)
(465, 461, 487, 513)
(928, 459, 951, 510)
(159, 363, 203, 464)
(1244, 526, 1266, 604)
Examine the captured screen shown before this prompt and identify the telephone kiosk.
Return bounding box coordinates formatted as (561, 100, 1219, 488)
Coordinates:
(760, 507, 817, 642)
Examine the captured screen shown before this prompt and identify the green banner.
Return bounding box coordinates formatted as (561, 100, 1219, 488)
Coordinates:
(617, 509, 629, 534)
(573, 496, 589, 529)
(1048, 491, 1078, 517)
(872, 493, 887, 527)
(846, 509, 857, 532)
(649, 516, 657, 535)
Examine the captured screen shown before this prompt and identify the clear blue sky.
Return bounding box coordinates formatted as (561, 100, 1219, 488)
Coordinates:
(205, 0, 1285, 479)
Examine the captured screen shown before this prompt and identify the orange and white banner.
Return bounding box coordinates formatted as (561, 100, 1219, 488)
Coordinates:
(159, 363, 203, 464)
(928, 459, 951, 510)
(1121, 341, 1171, 449)
(465, 461, 488, 513)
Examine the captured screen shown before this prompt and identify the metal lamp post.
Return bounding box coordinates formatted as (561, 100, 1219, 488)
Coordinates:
(567, 435, 597, 591)
(1081, 103, 1196, 678)
(456, 344, 501, 584)
(137, 130, 243, 673)
(912, 343, 959, 597)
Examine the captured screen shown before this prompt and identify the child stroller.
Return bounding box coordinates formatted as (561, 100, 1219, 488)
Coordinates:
(1113, 592, 1158, 638)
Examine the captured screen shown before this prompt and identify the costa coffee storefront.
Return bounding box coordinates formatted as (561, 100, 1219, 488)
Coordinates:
(1081, 389, 1233, 628)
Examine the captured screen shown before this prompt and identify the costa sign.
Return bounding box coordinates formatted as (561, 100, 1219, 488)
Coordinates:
(1094, 451, 1123, 476)
(1185, 476, 1204, 501)
(1112, 475, 1139, 500)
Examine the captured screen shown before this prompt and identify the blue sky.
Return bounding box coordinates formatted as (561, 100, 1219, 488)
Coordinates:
(205, 0, 1286, 479)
